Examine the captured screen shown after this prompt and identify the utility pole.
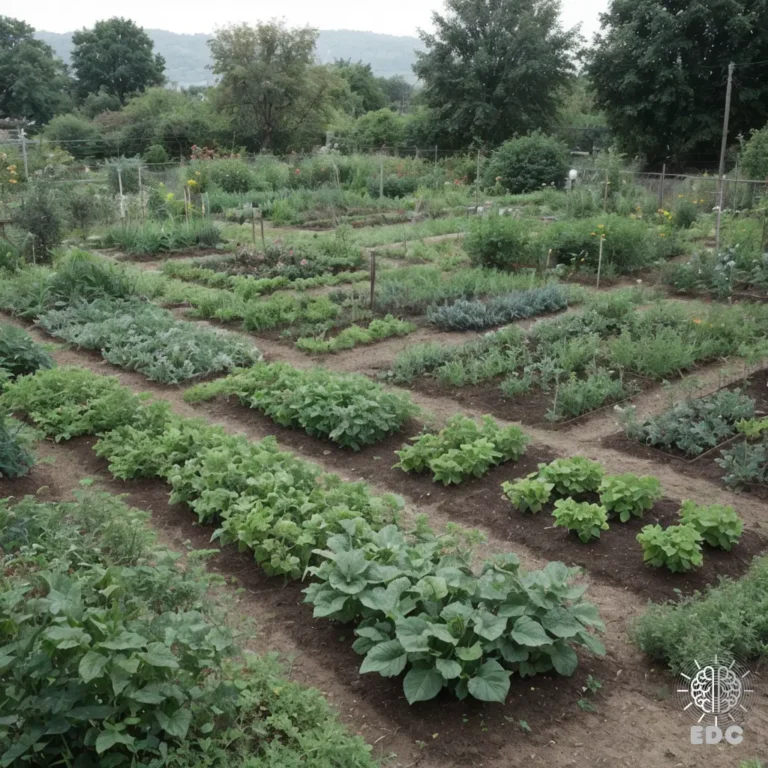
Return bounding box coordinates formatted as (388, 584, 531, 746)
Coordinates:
(18, 127, 29, 180)
(715, 62, 735, 250)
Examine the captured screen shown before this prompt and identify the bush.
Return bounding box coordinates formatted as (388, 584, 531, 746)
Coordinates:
(552, 499, 609, 542)
(741, 124, 768, 182)
(395, 414, 529, 484)
(185, 362, 418, 450)
(542, 216, 656, 275)
(11, 182, 64, 258)
(0, 324, 54, 379)
(61, 185, 102, 237)
(637, 524, 703, 572)
(366, 174, 419, 198)
(106, 157, 141, 195)
(463, 216, 539, 270)
(598, 474, 663, 522)
(0, 415, 35, 478)
(143, 144, 169, 164)
(537, 457, 604, 496)
(673, 200, 698, 229)
(632, 556, 768, 671)
(501, 477, 553, 513)
(678, 500, 743, 551)
(622, 389, 756, 456)
(484, 133, 569, 194)
(209, 159, 256, 193)
(44, 114, 102, 159)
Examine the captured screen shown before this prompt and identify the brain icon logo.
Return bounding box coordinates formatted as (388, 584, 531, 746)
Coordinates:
(676, 654, 754, 727)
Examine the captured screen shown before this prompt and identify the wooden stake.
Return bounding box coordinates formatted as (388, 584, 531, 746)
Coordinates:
(546, 248, 552, 271)
(370, 251, 377, 309)
(260, 213, 266, 251)
(596, 236, 605, 289)
(117, 167, 125, 219)
(251, 206, 257, 245)
(659, 163, 666, 211)
(602, 173, 609, 212)
(379, 155, 384, 199)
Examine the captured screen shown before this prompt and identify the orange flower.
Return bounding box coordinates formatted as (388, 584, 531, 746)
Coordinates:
(692, 318, 702, 324)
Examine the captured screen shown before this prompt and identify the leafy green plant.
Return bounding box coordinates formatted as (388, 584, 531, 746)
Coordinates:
(462, 216, 539, 270)
(297, 315, 415, 354)
(598, 474, 663, 522)
(0, 325, 54, 379)
(632, 555, 768, 672)
(547, 369, 634, 421)
(637, 524, 704, 572)
(1, 367, 144, 441)
(552, 499, 610, 543)
(717, 439, 768, 488)
(622, 390, 756, 456)
(0, 415, 35, 479)
(11, 182, 64, 259)
(37, 298, 261, 384)
(501, 477, 554, 513)
(186, 362, 417, 450)
(483, 133, 569, 194)
(678, 500, 743, 551)
(537, 457, 604, 497)
(395, 415, 529, 485)
(304, 524, 605, 703)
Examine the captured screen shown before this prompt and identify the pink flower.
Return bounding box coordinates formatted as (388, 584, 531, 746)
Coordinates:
(300, 259, 308, 266)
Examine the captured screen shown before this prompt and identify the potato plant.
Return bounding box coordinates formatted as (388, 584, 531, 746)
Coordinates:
(537, 457, 604, 497)
(598, 474, 663, 522)
(552, 499, 610, 543)
(501, 477, 554, 513)
(678, 500, 743, 551)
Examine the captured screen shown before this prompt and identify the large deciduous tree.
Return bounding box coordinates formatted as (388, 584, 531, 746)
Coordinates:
(71, 18, 165, 104)
(413, 0, 579, 148)
(0, 16, 71, 124)
(588, 0, 768, 165)
(209, 22, 344, 152)
(333, 59, 387, 115)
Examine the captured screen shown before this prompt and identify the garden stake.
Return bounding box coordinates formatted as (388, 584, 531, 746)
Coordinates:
(251, 207, 257, 245)
(379, 154, 384, 198)
(596, 236, 604, 289)
(370, 251, 377, 310)
(117, 167, 125, 219)
(260, 212, 266, 251)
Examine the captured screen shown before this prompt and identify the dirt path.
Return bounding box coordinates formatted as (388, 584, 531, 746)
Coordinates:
(4, 313, 767, 767)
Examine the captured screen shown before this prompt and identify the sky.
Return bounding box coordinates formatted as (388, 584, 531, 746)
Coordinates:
(7, 0, 609, 41)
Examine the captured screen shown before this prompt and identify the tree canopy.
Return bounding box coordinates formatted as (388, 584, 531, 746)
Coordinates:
(413, 0, 579, 148)
(588, 0, 768, 164)
(333, 60, 387, 115)
(209, 22, 344, 152)
(71, 18, 165, 103)
(0, 16, 71, 124)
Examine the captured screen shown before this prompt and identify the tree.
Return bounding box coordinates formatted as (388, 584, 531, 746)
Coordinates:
(377, 75, 416, 111)
(44, 114, 103, 159)
(209, 22, 344, 152)
(353, 109, 407, 148)
(333, 60, 387, 114)
(588, 0, 768, 164)
(71, 18, 165, 103)
(0, 16, 71, 124)
(413, 0, 579, 148)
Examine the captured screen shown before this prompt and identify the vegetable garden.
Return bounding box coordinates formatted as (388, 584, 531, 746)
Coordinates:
(1, 147, 768, 768)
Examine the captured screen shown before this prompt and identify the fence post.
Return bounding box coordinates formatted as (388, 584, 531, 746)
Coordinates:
(260, 212, 266, 251)
(659, 163, 666, 211)
(251, 206, 257, 245)
(138, 165, 145, 223)
(603, 171, 610, 212)
(19, 128, 29, 180)
(379, 154, 384, 198)
(370, 251, 377, 310)
(475, 148, 481, 211)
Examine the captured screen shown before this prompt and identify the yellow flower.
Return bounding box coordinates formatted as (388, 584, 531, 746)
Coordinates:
(659, 233, 666, 237)
(677, 194, 684, 198)
(195, 171, 201, 176)
(597, 224, 605, 229)
(590, 232, 597, 236)
(8, 178, 17, 184)
(187, 179, 197, 187)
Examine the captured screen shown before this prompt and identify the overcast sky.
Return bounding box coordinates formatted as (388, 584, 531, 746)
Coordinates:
(8, 0, 609, 41)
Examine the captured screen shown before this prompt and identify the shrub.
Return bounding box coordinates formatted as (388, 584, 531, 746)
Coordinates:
(542, 216, 656, 275)
(463, 217, 539, 270)
(209, 158, 256, 193)
(11, 182, 64, 258)
(598, 474, 663, 522)
(143, 144, 169, 164)
(501, 477, 553, 513)
(366, 174, 419, 198)
(678, 500, 743, 551)
(44, 114, 102, 159)
(395, 414, 529, 484)
(537, 457, 604, 496)
(741, 124, 768, 181)
(673, 200, 698, 229)
(61, 185, 102, 237)
(1, 367, 144, 441)
(186, 362, 417, 450)
(484, 133, 569, 194)
(552, 499, 609, 542)
(106, 157, 141, 195)
(622, 390, 756, 456)
(637, 524, 703, 572)
(631, 556, 768, 671)
(0, 324, 53, 379)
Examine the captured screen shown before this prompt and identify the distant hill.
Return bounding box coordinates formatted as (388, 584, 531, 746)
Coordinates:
(36, 28, 423, 87)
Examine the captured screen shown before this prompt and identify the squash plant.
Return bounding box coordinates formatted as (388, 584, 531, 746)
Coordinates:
(395, 414, 529, 485)
(304, 522, 605, 704)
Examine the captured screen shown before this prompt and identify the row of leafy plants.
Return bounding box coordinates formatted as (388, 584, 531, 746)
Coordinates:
(385, 291, 768, 421)
(185, 362, 418, 450)
(296, 315, 416, 355)
(0, 490, 380, 767)
(0, 366, 606, 704)
(502, 457, 743, 572)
